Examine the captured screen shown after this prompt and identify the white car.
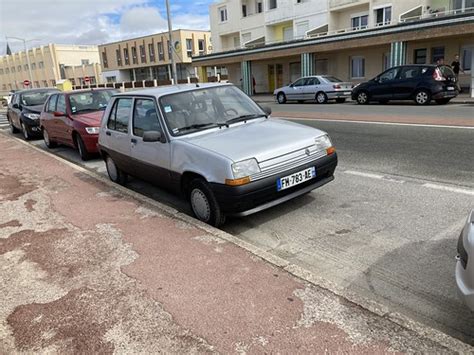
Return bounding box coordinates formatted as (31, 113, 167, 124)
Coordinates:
(456, 210, 474, 311)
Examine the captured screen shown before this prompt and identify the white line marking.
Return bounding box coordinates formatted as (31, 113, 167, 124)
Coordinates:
(344, 170, 384, 179)
(282, 117, 474, 130)
(423, 183, 474, 196)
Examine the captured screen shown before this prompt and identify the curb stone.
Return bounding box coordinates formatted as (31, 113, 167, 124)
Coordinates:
(3, 131, 473, 353)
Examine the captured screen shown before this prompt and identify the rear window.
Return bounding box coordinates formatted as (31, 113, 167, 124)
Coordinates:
(323, 76, 344, 83)
(439, 65, 455, 77)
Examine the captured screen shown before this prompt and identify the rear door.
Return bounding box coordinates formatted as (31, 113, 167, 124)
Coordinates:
(54, 94, 73, 145)
(302, 77, 320, 100)
(129, 97, 171, 187)
(9, 94, 21, 128)
(103, 97, 133, 173)
(393, 66, 422, 99)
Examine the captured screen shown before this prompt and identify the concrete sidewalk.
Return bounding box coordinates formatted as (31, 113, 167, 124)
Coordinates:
(0, 133, 463, 353)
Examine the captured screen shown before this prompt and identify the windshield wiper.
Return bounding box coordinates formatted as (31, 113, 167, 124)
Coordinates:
(177, 122, 225, 133)
(224, 114, 267, 126)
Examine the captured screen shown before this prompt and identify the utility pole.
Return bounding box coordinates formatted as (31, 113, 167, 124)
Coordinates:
(166, 0, 178, 84)
(7, 36, 37, 88)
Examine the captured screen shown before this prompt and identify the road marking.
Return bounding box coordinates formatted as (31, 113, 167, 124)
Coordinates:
(0, 113, 9, 130)
(283, 117, 474, 130)
(423, 183, 474, 196)
(344, 170, 384, 179)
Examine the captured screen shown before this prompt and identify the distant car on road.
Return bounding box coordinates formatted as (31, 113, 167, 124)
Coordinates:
(456, 210, 474, 312)
(274, 76, 353, 104)
(40, 88, 117, 160)
(352, 64, 458, 105)
(7, 88, 59, 139)
(99, 83, 337, 226)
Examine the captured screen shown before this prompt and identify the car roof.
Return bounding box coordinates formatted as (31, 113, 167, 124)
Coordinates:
(113, 82, 232, 98)
(64, 88, 117, 95)
(15, 88, 60, 95)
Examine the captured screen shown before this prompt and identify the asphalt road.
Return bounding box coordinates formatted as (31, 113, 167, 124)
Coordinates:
(1, 104, 474, 345)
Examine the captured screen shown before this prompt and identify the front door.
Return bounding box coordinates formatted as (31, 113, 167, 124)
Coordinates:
(54, 94, 73, 145)
(42, 94, 58, 139)
(371, 67, 400, 100)
(268, 64, 283, 92)
(129, 98, 171, 187)
(287, 78, 306, 100)
(393, 66, 422, 99)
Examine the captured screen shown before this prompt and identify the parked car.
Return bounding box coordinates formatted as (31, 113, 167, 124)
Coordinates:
(456, 210, 474, 311)
(352, 64, 458, 105)
(274, 76, 353, 104)
(7, 88, 59, 139)
(99, 83, 338, 226)
(1, 90, 16, 108)
(40, 89, 117, 160)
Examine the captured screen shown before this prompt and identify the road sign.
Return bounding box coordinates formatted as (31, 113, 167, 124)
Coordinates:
(23, 79, 30, 87)
(83, 76, 90, 83)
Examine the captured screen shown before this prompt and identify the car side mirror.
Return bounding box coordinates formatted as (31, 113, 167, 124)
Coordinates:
(143, 130, 163, 143)
(12, 103, 19, 109)
(289, 83, 294, 87)
(53, 111, 65, 117)
(261, 106, 272, 116)
(373, 77, 379, 82)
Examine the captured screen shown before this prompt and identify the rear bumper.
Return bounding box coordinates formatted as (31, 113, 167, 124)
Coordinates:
(210, 153, 338, 216)
(433, 90, 458, 99)
(326, 91, 352, 99)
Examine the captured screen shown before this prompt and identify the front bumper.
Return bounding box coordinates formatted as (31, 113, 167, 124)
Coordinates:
(21, 116, 41, 136)
(455, 211, 474, 311)
(210, 153, 337, 216)
(455, 261, 474, 311)
(81, 133, 99, 153)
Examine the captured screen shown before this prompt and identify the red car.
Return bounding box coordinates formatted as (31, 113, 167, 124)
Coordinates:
(40, 89, 117, 160)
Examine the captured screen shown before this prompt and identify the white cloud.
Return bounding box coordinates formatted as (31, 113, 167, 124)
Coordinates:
(120, 7, 168, 35)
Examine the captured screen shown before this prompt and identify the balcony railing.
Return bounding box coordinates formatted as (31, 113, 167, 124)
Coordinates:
(329, 0, 369, 10)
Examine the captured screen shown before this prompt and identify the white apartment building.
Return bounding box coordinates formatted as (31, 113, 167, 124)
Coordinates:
(200, 0, 474, 94)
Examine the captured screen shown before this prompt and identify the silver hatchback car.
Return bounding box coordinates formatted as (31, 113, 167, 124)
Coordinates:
(456, 210, 474, 311)
(98, 83, 337, 226)
(274, 76, 353, 104)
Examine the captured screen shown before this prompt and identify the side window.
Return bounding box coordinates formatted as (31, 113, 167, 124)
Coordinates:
(379, 68, 399, 82)
(56, 95, 66, 113)
(400, 66, 421, 80)
(47, 95, 58, 112)
(306, 78, 320, 85)
(107, 98, 132, 133)
(293, 78, 305, 87)
(133, 99, 162, 137)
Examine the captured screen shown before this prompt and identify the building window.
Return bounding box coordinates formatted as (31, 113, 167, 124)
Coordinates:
(81, 59, 90, 65)
(139, 45, 146, 63)
(233, 36, 241, 48)
(453, 0, 474, 12)
(0, 69, 3, 75)
(431, 46, 445, 64)
(5, 68, 10, 74)
(102, 51, 108, 68)
(186, 39, 193, 58)
(256, 1, 263, 13)
(116, 49, 122, 66)
(158, 42, 164, 61)
(383, 52, 390, 70)
(23, 64, 28, 71)
(51, 79, 56, 86)
(106, 76, 116, 83)
(148, 43, 155, 62)
(11, 67, 15, 73)
(219, 6, 227, 22)
(38, 61, 44, 69)
(296, 21, 309, 38)
(242, 4, 247, 17)
(461, 47, 472, 71)
(351, 14, 368, 30)
(43, 80, 48, 87)
(32, 63, 37, 70)
(414, 48, 427, 64)
(241, 33, 251, 45)
(131, 46, 138, 64)
(375, 6, 392, 26)
(269, 0, 277, 9)
(18, 65, 21, 72)
(198, 39, 205, 55)
(124, 48, 130, 65)
(351, 56, 365, 78)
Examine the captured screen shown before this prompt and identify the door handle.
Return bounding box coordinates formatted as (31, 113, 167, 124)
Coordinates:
(106, 131, 111, 136)
(131, 138, 137, 144)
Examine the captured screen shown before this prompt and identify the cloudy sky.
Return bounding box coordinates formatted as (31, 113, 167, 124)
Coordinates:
(0, 0, 214, 55)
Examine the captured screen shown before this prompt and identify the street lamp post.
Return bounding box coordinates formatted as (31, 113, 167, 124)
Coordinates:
(6, 36, 38, 88)
(165, 0, 178, 85)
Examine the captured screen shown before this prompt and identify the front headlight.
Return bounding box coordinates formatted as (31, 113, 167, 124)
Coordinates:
(315, 135, 336, 155)
(23, 112, 40, 120)
(85, 127, 100, 134)
(231, 158, 260, 179)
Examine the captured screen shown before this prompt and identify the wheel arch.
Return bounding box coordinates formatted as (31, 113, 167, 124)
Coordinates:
(181, 171, 207, 197)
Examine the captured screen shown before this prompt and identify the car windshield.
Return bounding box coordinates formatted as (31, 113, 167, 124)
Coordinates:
(323, 76, 344, 83)
(21, 91, 56, 106)
(69, 90, 117, 114)
(159, 85, 266, 136)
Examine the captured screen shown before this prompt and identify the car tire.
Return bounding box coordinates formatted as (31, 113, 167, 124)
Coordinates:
(436, 98, 451, 105)
(21, 122, 31, 140)
(335, 98, 346, 104)
(189, 178, 225, 227)
(414, 89, 431, 105)
(105, 155, 127, 185)
(316, 92, 328, 104)
(42, 128, 57, 148)
(356, 91, 369, 105)
(75, 134, 91, 161)
(9, 118, 19, 134)
(276, 92, 287, 104)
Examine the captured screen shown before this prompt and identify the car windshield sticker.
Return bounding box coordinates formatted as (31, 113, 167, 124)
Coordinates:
(71, 106, 77, 113)
(164, 105, 172, 113)
(172, 128, 179, 134)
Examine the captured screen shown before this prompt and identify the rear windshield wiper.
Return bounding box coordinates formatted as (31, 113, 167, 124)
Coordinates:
(224, 113, 267, 126)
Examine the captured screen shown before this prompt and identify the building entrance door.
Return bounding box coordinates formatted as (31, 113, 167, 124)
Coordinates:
(268, 64, 283, 92)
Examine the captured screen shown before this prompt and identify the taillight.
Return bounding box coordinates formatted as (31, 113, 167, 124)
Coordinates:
(432, 68, 445, 81)
(333, 84, 341, 89)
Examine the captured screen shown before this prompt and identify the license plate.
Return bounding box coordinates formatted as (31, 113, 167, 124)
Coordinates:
(447, 86, 455, 91)
(344, 91, 351, 95)
(277, 167, 316, 191)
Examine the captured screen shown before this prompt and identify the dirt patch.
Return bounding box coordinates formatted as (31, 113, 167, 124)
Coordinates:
(24, 199, 37, 212)
(0, 173, 36, 202)
(0, 220, 21, 229)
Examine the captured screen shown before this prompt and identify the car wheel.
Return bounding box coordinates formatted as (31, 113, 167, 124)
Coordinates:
(21, 122, 31, 140)
(356, 91, 369, 105)
(414, 89, 431, 105)
(105, 155, 127, 185)
(9, 118, 19, 134)
(276, 92, 287, 104)
(75, 135, 91, 161)
(335, 98, 346, 104)
(189, 178, 225, 227)
(42, 128, 57, 148)
(316, 92, 328, 104)
(436, 98, 451, 105)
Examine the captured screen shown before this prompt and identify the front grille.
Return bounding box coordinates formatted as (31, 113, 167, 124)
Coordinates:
(457, 232, 468, 269)
(251, 146, 327, 181)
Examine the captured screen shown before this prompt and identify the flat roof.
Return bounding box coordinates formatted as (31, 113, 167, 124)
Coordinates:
(99, 29, 211, 47)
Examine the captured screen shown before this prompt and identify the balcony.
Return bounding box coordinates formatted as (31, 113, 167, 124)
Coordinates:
(329, 0, 369, 11)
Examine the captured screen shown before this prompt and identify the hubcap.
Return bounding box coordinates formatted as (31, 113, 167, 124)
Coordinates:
(78, 140, 83, 156)
(317, 94, 325, 103)
(22, 123, 28, 139)
(44, 130, 50, 145)
(278, 94, 284, 103)
(417, 92, 428, 104)
(191, 188, 211, 222)
(106, 157, 118, 181)
(358, 93, 367, 103)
